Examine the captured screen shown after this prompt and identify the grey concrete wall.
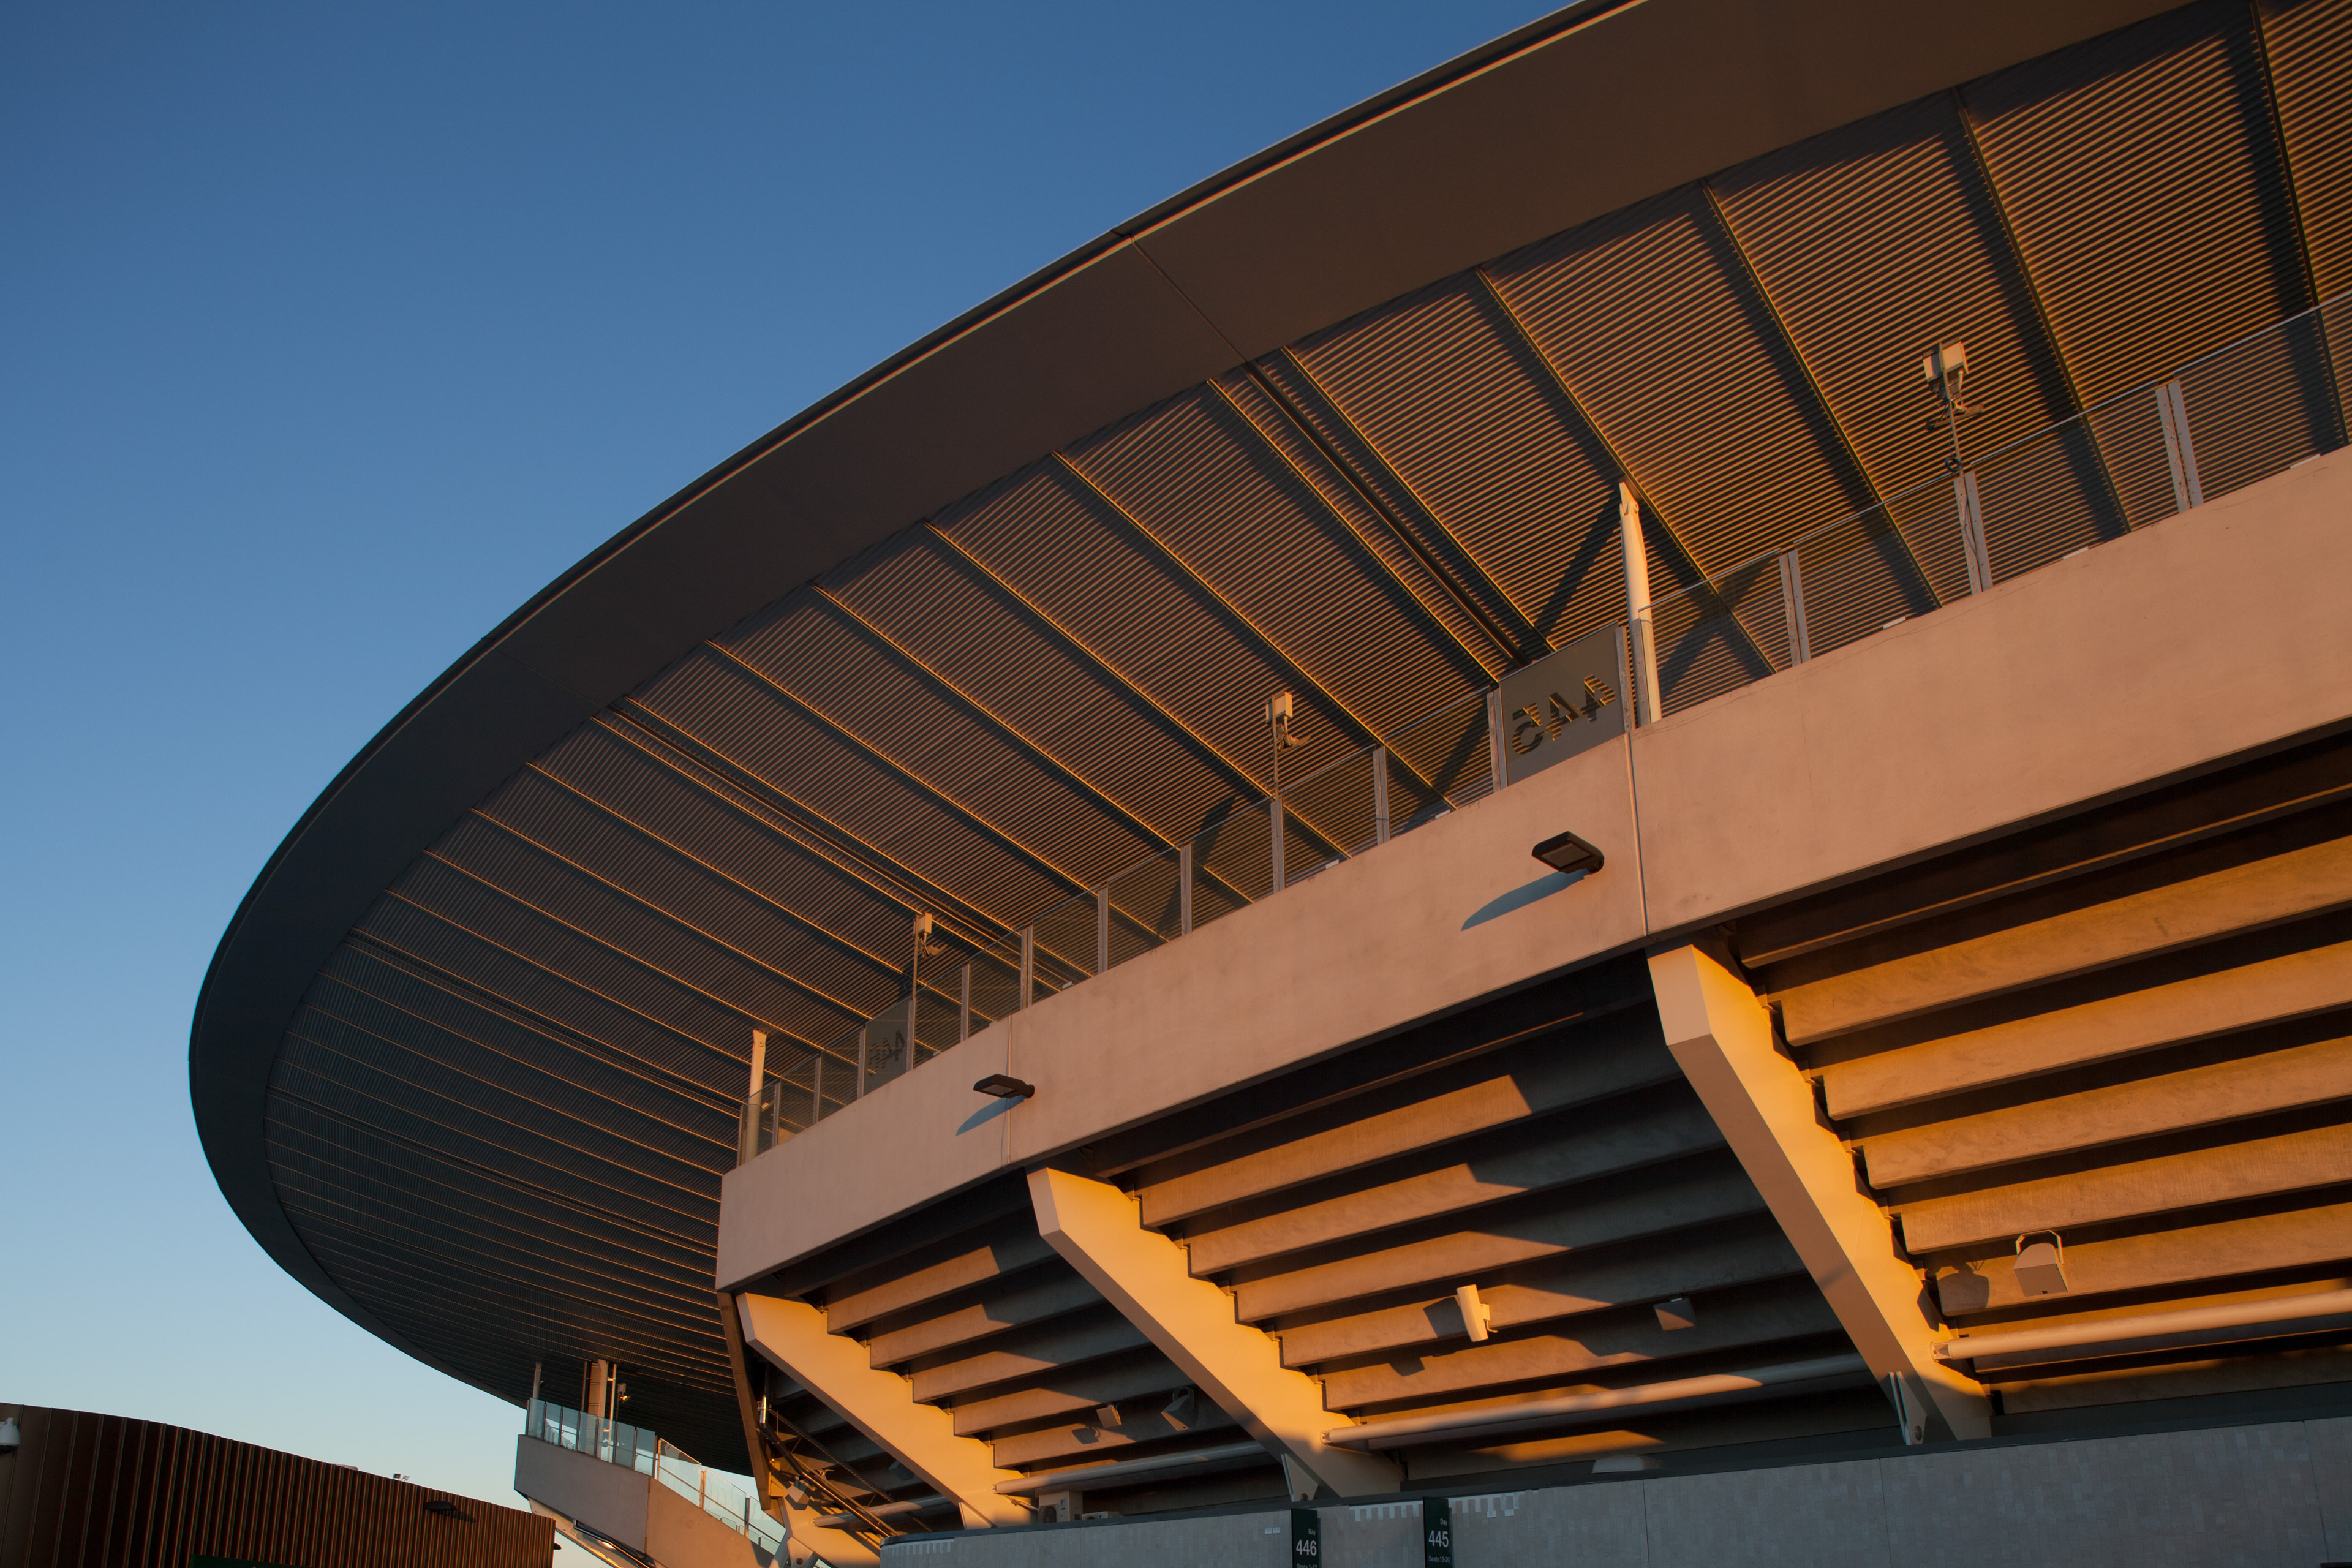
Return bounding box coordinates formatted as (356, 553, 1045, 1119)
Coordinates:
(881, 1417, 2352, 1567)
(723, 443, 2352, 1289)
(513, 1435, 647, 1548)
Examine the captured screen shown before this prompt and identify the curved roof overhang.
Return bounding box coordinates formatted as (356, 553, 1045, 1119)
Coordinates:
(193, 0, 2204, 1454)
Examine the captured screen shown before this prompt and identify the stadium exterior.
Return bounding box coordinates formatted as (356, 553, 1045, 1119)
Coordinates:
(196, 0, 2352, 1562)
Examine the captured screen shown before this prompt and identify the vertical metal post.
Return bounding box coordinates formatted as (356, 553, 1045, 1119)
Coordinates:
(812, 1049, 823, 1116)
(1777, 552, 1809, 665)
(1095, 886, 1110, 975)
(854, 1027, 867, 1099)
(2157, 379, 2204, 513)
(1954, 471, 1991, 595)
(1178, 843, 1194, 935)
(1619, 481, 1662, 724)
(959, 962, 971, 1044)
(1270, 796, 1286, 891)
(1371, 745, 1390, 845)
(765, 1081, 780, 1150)
(1484, 689, 1506, 790)
(1019, 927, 1035, 1009)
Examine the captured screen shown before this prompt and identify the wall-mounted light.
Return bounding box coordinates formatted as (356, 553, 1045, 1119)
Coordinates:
(1653, 1297, 1696, 1332)
(1531, 831, 1605, 877)
(973, 1074, 1035, 1099)
(1, 1417, 20, 1454)
(1455, 1283, 1494, 1343)
(1163, 1387, 1198, 1427)
(2015, 1232, 2068, 1296)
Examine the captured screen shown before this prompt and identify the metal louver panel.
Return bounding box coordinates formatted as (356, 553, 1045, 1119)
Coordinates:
(1487, 186, 1871, 580)
(719, 595, 1164, 888)
(1968, 0, 2305, 404)
(940, 464, 1312, 805)
(1280, 277, 1624, 650)
(822, 532, 1253, 842)
(1071, 386, 1487, 742)
(1714, 96, 2079, 500)
(2264, 0, 2352, 296)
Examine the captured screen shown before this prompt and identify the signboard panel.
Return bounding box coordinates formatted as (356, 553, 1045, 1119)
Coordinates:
(1290, 1506, 1321, 1568)
(1423, 1496, 1455, 1568)
(1496, 624, 1629, 785)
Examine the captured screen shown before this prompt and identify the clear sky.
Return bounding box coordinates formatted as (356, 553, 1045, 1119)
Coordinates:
(0, 0, 1552, 1532)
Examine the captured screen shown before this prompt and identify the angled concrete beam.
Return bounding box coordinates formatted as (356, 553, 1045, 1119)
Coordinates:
(735, 1292, 1031, 1529)
(1027, 1166, 1400, 1498)
(718, 1292, 879, 1567)
(1646, 938, 1990, 1442)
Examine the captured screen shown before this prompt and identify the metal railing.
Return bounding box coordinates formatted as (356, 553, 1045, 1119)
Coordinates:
(739, 293, 2348, 1162)
(1638, 293, 2348, 717)
(739, 687, 1499, 1159)
(526, 1400, 785, 1556)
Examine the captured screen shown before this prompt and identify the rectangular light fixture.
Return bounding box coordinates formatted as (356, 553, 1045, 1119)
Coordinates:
(1532, 830, 1604, 876)
(973, 1074, 1035, 1099)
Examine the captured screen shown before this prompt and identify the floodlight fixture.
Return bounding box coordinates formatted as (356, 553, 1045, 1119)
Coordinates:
(1531, 830, 1605, 878)
(1653, 1296, 1697, 1332)
(1455, 1283, 1494, 1343)
(1163, 1387, 1199, 1426)
(973, 1073, 1035, 1100)
(2015, 1232, 2068, 1296)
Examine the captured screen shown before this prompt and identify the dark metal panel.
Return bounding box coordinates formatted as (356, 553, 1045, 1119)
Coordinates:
(344, 907, 736, 1096)
(720, 597, 1163, 888)
(1069, 386, 1489, 741)
(422, 813, 863, 1047)
(1714, 96, 2082, 500)
(634, 647, 1075, 922)
(1278, 278, 1625, 649)
(477, 765, 904, 1023)
(1968, 0, 2306, 403)
(298, 962, 725, 1166)
(939, 466, 1313, 807)
(1137, 0, 2191, 359)
(823, 533, 1253, 841)
(1488, 187, 1870, 579)
(2260, 0, 2352, 296)
(536, 722, 935, 968)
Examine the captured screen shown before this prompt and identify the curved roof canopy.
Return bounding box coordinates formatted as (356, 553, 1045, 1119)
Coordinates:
(193, 0, 2350, 1465)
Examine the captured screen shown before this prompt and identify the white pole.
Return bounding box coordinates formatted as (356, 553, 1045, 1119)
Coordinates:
(747, 1028, 767, 1099)
(1620, 481, 1662, 724)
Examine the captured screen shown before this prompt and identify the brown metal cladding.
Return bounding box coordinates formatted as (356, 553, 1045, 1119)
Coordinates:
(1069, 386, 1487, 742)
(0, 1406, 552, 1568)
(2263, 0, 2352, 295)
(1967, 0, 2305, 404)
(1279, 278, 1627, 651)
(938, 463, 1312, 801)
(822, 532, 1256, 840)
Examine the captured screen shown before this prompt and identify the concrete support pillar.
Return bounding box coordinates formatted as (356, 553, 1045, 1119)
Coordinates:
(1645, 938, 1990, 1442)
(1027, 1167, 1400, 1499)
(734, 1292, 1030, 1529)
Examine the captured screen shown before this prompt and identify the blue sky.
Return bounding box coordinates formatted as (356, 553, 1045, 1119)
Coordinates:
(0, 0, 1550, 1526)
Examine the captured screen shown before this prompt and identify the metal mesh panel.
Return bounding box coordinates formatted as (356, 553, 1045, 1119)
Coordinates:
(2177, 307, 2345, 494)
(1284, 747, 1379, 865)
(1790, 509, 1944, 662)
(1972, 418, 2133, 582)
(1107, 848, 1183, 968)
(1650, 564, 1787, 717)
(1385, 694, 1493, 815)
(1193, 801, 1273, 929)
(1030, 892, 1098, 990)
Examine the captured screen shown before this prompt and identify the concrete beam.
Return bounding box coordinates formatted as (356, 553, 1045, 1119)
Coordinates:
(1645, 939, 1989, 1442)
(1027, 1166, 1400, 1499)
(718, 1290, 879, 1567)
(734, 1292, 1030, 1529)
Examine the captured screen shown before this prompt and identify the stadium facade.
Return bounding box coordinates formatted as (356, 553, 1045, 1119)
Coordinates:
(195, 0, 2352, 1562)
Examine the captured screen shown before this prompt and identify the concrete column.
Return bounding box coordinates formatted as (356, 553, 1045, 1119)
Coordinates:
(734, 1292, 1030, 1529)
(1646, 939, 1989, 1441)
(1028, 1167, 1400, 1499)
